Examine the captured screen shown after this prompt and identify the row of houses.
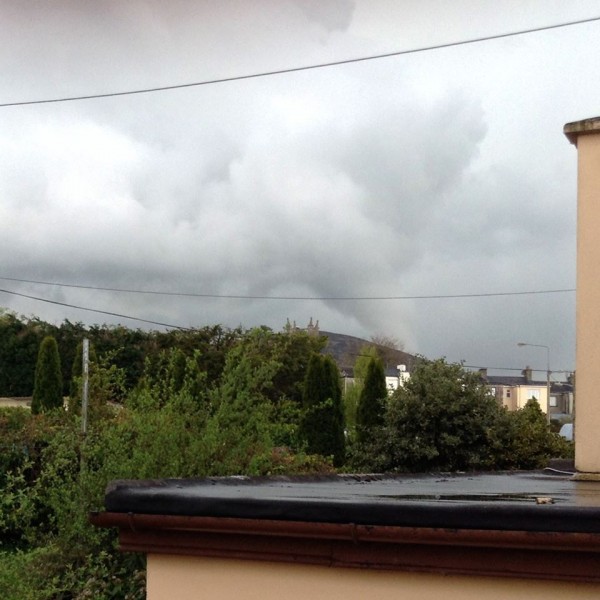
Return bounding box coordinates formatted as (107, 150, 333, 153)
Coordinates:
(344, 361, 574, 419)
(289, 319, 574, 419)
(479, 367, 574, 418)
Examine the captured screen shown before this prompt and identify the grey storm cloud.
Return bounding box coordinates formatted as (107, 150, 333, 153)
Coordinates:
(293, 0, 356, 32)
(1, 1, 599, 374)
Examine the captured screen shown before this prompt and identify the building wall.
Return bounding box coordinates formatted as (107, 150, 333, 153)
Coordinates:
(574, 132, 600, 472)
(495, 385, 547, 413)
(146, 555, 600, 600)
(514, 385, 548, 413)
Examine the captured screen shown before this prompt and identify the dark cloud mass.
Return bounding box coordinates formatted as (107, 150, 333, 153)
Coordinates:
(1, 1, 599, 375)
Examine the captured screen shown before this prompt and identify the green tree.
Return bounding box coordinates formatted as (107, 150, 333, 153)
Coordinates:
(0, 311, 48, 397)
(31, 336, 63, 415)
(356, 356, 387, 443)
(382, 358, 501, 472)
(492, 399, 573, 470)
(302, 354, 327, 408)
(300, 354, 345, 466)
(342, 345, 379, 439)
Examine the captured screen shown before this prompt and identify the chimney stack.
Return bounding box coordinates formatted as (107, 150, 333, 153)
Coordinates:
(565, 116, 600, 477)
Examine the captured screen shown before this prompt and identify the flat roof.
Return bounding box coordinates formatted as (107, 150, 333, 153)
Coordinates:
(104, 470, 600, 534)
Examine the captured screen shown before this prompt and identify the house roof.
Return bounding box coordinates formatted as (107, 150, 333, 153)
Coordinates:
(483, 375, 574, 393)
(101, 471, 600, 534)
(485, 375, 548, 387)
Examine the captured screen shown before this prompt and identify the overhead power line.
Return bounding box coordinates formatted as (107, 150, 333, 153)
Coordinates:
(0, 287, 577, 373)
(0, 276, 575, 301)
(2, 15, 599, 108)
(0, 288, 189, 331)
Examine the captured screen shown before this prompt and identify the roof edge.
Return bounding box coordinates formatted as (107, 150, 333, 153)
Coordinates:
(564, 117, 600, 145)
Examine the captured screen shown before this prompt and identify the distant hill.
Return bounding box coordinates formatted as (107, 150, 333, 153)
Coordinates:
(319, 330, 417, 375)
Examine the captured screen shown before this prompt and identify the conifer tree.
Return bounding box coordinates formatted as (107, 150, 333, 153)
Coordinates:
(356, 356, 387, 442)
(31, 335, 63, 414)
(301, 353, 346, 466)
(302, 353, 327, 408)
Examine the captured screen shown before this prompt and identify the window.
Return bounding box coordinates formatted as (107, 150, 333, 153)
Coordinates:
(526, 389, 540, 401)
(506, 389, 511, 398)
(550, 396, 558, 407)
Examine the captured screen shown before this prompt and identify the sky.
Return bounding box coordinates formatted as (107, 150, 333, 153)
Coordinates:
(1, 1, 599, 378)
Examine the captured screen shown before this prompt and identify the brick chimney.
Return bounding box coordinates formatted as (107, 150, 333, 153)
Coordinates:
(564, 116, 600, 477)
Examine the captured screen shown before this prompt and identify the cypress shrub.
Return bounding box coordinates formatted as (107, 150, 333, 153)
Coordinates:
(31, 336, 63, 414)
(356, 357, 387, 443)
(301, 353, 346, 466)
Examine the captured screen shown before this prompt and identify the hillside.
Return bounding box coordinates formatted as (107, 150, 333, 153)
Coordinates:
(320, 330, 417, 374)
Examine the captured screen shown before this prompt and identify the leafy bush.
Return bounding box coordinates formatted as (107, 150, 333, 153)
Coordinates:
(380, 359, 501, 472)
(0, 327, 576, 599)
(351, 358, 572, 473)
(0, 328, 335, 598)
(491, 399, 574, 470)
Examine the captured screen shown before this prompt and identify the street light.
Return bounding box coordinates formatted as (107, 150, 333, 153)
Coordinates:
(517, 342, 550, 423)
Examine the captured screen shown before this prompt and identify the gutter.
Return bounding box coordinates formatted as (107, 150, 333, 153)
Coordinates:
(90, 511, 600, 582)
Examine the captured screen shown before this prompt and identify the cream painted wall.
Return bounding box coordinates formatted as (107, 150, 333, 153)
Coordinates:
(575, 132, 600, 473)
(147, 555, 600, 600)
(514, 386, 548, 413)
(498, 385, 547, 413)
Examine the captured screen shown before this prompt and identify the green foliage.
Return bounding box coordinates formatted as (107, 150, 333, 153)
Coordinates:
(270, 329, 327, 404)
(380, 359, 505, 472)
(200, 343, 278, 474)
(343, 345, 380, 440)
(0, 311, 48, 397)
(0, 329, 334, 599)
(0, 408, 32, 483)
(353, 345, 380, 380)
(0, 311, 244, 398)
(356, 357, 387, 443)
(136, 347, 207, 409)
(342, 382, 360, 438)
(0, 546, 66, 600)
(31, 336, 63, 415)
(491, 400, 574, 470)
(352, 359, 572, 473)
(0, 316, 578, 598)
(300, 354, 345, 466)
(302, 353, 327, 408)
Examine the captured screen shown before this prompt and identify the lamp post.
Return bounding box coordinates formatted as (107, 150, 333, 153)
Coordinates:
(517, 342, 550, 423)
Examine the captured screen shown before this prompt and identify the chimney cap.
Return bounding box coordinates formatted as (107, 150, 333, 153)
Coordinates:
(564, 117, 600, 146)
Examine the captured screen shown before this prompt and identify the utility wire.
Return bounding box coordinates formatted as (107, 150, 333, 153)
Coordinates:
(0, 288, 575, 372)
(0, 286, 575, 374)
(0, 288, 190, 331)
(0, 276, 575, 301)
(2, 15, 599, 108)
